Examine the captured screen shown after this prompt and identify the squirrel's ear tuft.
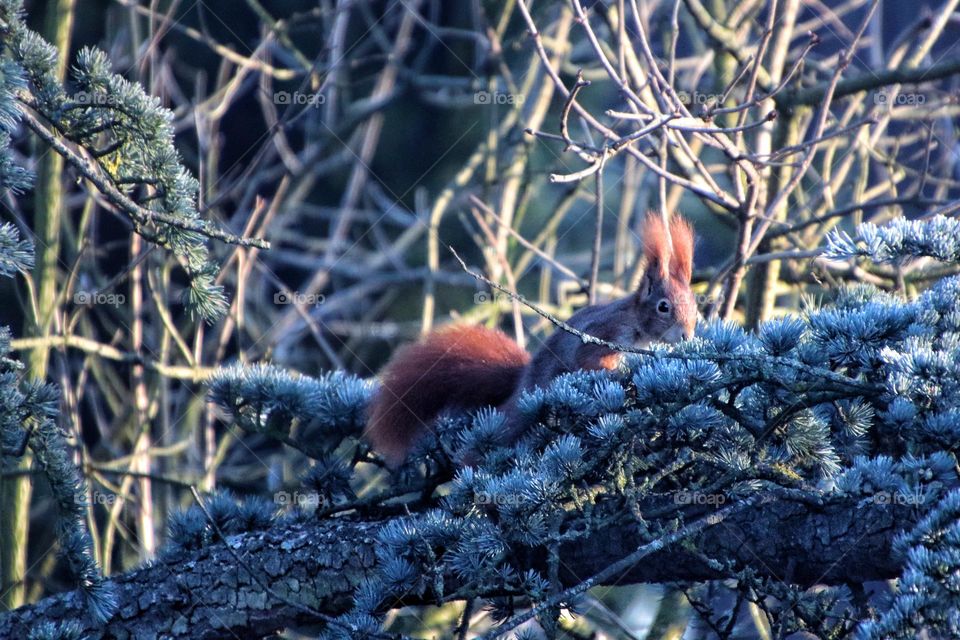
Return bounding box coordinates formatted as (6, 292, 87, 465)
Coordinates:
(640, 212, 671, 281)
(669, 215, 694, 282)
(640, 212, 694, 287)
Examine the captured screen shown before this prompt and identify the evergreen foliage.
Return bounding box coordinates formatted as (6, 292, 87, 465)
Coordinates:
(209, 363, 375, 459)
(165, 489, 277, 556)
(0, 54, 29, 194)
(0, 225, 116, 624)
(26, 620, 85, 640)
(208, 214, 960, 638)
(0, 0, 247, 320)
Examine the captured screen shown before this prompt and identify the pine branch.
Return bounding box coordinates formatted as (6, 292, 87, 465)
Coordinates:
(16, 103, 268, 250)
(0, 496, 915, 639)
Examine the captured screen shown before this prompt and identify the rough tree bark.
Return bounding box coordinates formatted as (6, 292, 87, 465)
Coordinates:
(0, 496, 911, 639)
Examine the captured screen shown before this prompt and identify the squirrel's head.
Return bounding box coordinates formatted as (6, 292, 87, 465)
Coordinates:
(634, 212, 696, 345)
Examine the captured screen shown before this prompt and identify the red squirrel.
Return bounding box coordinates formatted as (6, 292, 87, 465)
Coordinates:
(365, 212, 697, 468)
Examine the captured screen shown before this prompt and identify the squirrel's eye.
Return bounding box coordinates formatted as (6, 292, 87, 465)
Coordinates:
(657, 299, 671, 314)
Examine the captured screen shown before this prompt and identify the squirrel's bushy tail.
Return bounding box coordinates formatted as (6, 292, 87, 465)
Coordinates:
(365, 324, 530, 467)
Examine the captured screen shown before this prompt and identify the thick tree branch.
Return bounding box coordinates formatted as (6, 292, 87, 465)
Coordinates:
(0, 495, 912, 639)
(776, 56, 960, 108)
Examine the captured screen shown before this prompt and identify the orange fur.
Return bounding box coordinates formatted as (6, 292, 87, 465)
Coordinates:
(640, 212, 694, 282)
(669, 215, 694, 282)
(365, 325, 530, 468)
(597, 352, 624, 370)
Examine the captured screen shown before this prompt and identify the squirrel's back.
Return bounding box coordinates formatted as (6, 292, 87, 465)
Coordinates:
(365, 212, 696, 467)
(365, 324, 530, 467)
